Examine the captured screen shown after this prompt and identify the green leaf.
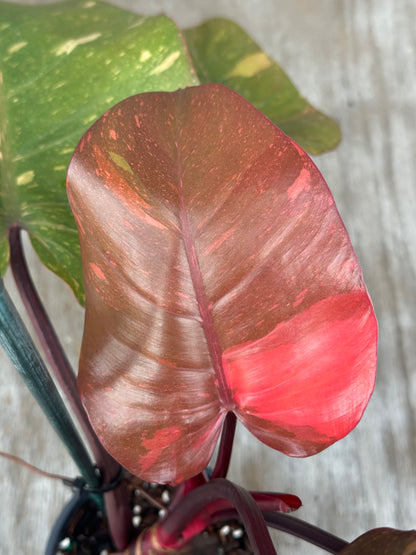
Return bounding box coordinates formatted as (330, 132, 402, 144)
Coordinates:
(0, 0, 198, 303)
(183, 18, 341, 154)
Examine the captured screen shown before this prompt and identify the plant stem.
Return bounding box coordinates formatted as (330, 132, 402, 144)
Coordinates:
(211, 411, 237, 479)
(0, 276, 99, 489)
(263, 510, 349, 553)
(7, 227, 132, 550)
(8, 226, 103, 458)
(158, 478, 276, 555)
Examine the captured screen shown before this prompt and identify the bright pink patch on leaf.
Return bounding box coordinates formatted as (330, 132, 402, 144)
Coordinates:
(224, 292, 377, 456)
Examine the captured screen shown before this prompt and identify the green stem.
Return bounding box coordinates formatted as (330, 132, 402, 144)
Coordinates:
(8, 227, 107, 464)
(0, 276, 100, 490)
(7, 227, 132, 550)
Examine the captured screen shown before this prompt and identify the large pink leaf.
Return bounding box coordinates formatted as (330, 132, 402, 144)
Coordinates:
(66, 84, 377, 484)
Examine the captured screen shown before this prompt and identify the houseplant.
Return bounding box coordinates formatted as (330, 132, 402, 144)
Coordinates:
(0, 1, 416, 555)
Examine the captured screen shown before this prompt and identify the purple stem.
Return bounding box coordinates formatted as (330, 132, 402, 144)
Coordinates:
(263, 510, 349, 553)
(211, 411, 237, 479)
(8, 226, 132, 550)
(158, 478, 276, 555)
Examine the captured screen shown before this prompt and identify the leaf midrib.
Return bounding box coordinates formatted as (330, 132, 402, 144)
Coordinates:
(174, 103, 234, 410)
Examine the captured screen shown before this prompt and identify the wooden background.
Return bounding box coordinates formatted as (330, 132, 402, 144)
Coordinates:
(1, 0, 415, 553)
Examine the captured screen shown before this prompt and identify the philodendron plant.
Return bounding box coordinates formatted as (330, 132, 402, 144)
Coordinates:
(0, 1, 415, 554)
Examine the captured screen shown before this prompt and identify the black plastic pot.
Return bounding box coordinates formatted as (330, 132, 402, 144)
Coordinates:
(45, 480, 253, 555)
(45, 493, 114, 555)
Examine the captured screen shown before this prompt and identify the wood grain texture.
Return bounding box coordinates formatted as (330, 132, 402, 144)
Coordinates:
(1, 0, 415, 553)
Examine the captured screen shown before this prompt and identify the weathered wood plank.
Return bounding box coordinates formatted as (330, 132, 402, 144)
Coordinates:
(1, 1, 415, 553)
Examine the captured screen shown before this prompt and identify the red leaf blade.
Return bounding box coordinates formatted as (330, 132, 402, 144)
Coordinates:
(67, 84, 377, 483)
(225, 292, 377, 455)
